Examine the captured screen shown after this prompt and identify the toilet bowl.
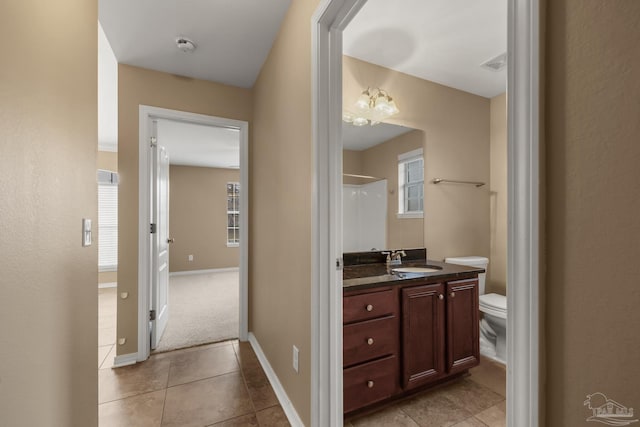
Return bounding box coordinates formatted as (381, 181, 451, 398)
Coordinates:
(479, 292, 507, 364)
(444, 256, 507, 364)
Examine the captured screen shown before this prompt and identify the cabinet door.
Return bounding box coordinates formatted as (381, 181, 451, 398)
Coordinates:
(446, 279, 480, 374)
(401, 283, 445, 389)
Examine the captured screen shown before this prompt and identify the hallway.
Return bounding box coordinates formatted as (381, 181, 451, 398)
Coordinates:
(98, 340, 289, 426)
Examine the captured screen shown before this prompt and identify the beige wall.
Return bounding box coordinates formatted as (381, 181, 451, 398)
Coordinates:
(343, 149, 364, 185)
(357, 130, 425, 249)
(117, 65, 252, 356)
(488, 93, 507, 296)
(545, 1, 640, 425)
(99, 271, 118, 284)
(0, 0, 98, 425)
(344, 56, 491, 261)
(98, 150, 118, 172)
(169, 165, 240, 272)
(250, 0, 320, 423)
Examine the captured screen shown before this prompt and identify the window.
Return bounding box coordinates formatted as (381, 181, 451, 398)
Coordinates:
(227, 182, 240, 246)
(98, 170, 118, 271)
(398, 148, 424, 218)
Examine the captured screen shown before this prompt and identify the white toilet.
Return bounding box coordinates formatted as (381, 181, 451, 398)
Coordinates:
(444, 256, 507, 364)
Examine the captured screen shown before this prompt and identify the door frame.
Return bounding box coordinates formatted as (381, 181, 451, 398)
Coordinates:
(311, 1, 541, 426)
(137, 105, 249, 361)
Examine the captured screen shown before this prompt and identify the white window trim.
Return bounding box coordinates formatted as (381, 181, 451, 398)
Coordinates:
(396, 212, 423, 219)
(397, 148, 424, 217)
(226, 182, 240, 247)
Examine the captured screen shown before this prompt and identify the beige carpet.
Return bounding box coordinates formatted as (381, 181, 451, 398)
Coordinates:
(154, 270, 239, 353)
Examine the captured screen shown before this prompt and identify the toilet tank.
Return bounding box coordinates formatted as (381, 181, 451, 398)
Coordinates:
(444, 256, 489, 295)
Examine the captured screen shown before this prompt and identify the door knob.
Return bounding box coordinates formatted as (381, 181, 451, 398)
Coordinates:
(367, 337, 374, 345)
(438, 294, 444, 300)
(167, 238, 175, 244)
(365, 304, 374, 312)
(450, 291, 455, 298)
(367, 380, 374, 388)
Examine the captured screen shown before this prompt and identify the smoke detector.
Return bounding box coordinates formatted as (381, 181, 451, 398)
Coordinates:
(481, 52, 507, 72)
(176, 37, 196, 53)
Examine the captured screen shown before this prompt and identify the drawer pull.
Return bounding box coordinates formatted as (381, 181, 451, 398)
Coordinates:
(367, 380, 374, 388)
(438, 294, 444, 300)
(366, 337, 374, 345)
(450, 291, 456, 298)
(365, 304, 374, 312)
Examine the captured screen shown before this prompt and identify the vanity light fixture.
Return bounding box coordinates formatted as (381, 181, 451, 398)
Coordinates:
(343, 87, 400, 126)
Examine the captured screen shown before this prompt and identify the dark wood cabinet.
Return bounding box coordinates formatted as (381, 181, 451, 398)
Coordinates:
(401, 283, 445, 389)
(343, 275, 480, 414)
(342, 287, 400, 413)
(446, 279, 480, 374)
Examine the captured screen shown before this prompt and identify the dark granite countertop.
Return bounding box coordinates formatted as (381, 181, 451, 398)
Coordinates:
(343, 259, 484, 291)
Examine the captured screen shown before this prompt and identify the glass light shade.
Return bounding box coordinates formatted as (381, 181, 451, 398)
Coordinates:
(373, 94, 391, 113)
(355, 91, 371, 111)
(353, 117, 369, 126)
(387, 99, 399, 115)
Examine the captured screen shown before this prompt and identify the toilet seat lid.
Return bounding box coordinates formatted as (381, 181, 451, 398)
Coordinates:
(479, 293, 507, 317)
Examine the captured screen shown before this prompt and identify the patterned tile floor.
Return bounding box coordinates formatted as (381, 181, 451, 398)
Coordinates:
(98, 288, 288, 427)
(98, 340, 289, 427)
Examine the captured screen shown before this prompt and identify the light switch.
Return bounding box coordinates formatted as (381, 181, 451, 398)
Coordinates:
(82, 218, 92, 247)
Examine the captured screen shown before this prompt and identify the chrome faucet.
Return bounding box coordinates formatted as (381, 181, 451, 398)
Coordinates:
(389, 250, 406, 265)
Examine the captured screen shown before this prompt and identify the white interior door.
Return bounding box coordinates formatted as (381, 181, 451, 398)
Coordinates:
(151, 121, 170, 350)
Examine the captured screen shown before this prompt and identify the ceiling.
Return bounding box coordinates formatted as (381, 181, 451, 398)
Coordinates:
(343, 0, 507, 98)
(156, 119, 239, 169)
(96, 2, 505, 188)
(99, 0, 291, 88)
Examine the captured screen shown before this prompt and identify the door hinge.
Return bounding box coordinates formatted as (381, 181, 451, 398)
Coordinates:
(149, 310, 156, 321)
(150, 223, 156, 234)
(336, 257, 343, 270)
(150, 137, 157, 147)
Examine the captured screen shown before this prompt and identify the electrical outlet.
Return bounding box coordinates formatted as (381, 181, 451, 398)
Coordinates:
(292, 345, 299, 373)
(188, 254, 194, 262)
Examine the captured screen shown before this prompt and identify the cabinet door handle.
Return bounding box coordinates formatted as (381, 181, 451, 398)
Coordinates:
(438, 294, 444, 300)
(365, 304, 374, 312)
(366, 337, 374, 345)
(367, 380, 374, 388)
(450, 291, 456, 298)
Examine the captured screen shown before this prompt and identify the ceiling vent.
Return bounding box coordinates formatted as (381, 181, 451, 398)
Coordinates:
(481, 52, 507, 72)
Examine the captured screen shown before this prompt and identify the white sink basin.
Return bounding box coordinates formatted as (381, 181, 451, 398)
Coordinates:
(392, 266, 441, 274)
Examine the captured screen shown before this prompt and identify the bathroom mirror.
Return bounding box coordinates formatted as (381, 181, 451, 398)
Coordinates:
(342, 122, 425, 253)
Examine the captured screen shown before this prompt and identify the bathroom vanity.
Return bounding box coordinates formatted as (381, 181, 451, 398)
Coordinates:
(342, 251, 483, 414)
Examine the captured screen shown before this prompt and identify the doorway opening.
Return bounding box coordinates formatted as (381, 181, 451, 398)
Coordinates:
(138, 106, 249, 360)
(311, 0, 540, 426)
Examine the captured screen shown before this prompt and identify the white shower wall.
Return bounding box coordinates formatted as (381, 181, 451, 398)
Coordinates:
(343, 180, 387, 252)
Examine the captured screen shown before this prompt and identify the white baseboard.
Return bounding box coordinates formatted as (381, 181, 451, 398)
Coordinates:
(169, 267, 239, 277)
(98, 282, 117, 289)
(248, 333, 304, 427)
(113, 352, 137, 368)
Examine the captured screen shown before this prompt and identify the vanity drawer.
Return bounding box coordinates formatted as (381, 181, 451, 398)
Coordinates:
(343, 315, 398, 367)
(344, 289, 396, 324)
(343, 355, 399, 413)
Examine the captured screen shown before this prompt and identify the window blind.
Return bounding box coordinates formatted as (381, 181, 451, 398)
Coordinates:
(98, 176, 118, 271)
